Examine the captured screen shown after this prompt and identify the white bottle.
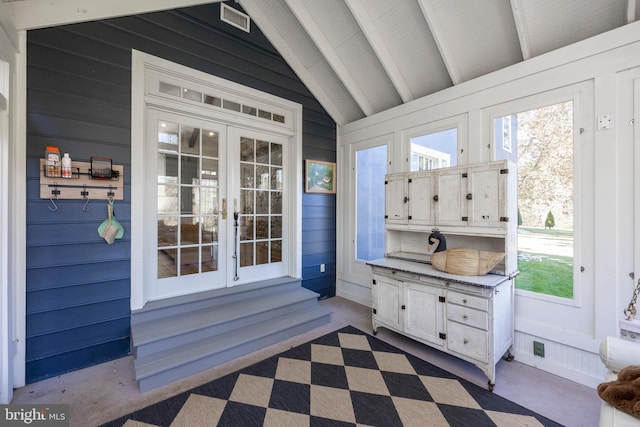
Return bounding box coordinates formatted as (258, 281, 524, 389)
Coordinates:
(61, 153, 72, 178)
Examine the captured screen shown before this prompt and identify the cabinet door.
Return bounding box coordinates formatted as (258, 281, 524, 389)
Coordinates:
(408, 172, 435, 226)
(373, 275, 402, 330)
(434, 167, 466, 226)
(385, 174, 408, 225)
(404, 282, 445, 347)
(466, 163, 507, 229)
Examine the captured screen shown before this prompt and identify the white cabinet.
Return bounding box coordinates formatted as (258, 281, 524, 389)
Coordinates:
(385, 160, 514, 232)
(372, 274, 402, 331)
(373, 272, 445, 348)
(372, 159, 517, 391)
(404, 281, 444, 346)
(385, 173, 408, 225)
(434, 166, 465, 227)
(466, 162, 510, 229)
(385, 171, 436, 226)
(370, 260, 513, 391)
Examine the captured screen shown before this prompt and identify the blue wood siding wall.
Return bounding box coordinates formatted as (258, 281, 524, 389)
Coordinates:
(25, 3, 336, 383)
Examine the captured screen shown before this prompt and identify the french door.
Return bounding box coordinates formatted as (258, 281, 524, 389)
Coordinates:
(147, 109, 287, 300)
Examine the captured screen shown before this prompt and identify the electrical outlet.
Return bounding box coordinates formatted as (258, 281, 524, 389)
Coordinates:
(598, 115, 612, 130)
(533, 341, 545, 357)
(320, 264, 325, 273)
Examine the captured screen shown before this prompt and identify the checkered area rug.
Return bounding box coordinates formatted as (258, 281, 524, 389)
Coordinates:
(102, 326, 562, 426)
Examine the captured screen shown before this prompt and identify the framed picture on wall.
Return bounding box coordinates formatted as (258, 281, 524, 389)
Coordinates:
(305, 159, 336, 194)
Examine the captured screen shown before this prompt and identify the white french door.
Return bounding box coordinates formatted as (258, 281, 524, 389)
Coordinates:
(146, 110, 288, 300)
(230, 127, 288, 285)
(147, 109, 228, 299)
(132, 51, 302, 308)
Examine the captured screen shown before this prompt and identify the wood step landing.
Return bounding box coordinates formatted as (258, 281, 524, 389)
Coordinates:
(130, 277, 331, 392)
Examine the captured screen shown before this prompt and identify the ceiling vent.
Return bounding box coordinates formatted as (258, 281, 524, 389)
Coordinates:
(221, 3, 251, 33)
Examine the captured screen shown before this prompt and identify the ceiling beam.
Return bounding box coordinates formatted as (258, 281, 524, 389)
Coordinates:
(345, 0, 414, 103)
(627, 0, 637, 23)
(5, 0, 220, 30)
(283, 0, 375, 116)
(239, 0, 349, 125)
(510, 0, 533, 60)
(416, 0, 463, 85)
(0, 1, 19, 54)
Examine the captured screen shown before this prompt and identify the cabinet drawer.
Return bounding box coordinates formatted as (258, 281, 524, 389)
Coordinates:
(447, 291, 488, 311)
(373, 268, 419, 282)
(447, 322, 488, 363)
(447, 304, 488, 330)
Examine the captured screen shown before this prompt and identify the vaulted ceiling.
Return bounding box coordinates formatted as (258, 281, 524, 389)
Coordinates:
(3, 0, 638, 126)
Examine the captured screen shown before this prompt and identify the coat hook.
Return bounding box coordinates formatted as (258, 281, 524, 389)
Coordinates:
(49, 182, 60, 211)
(81, 185, 90, 211)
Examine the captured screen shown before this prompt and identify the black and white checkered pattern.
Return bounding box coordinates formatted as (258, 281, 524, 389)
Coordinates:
(102, 326, 562, 427)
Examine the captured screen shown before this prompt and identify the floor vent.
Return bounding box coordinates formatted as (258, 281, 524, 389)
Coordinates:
(221, 3, 251, 33)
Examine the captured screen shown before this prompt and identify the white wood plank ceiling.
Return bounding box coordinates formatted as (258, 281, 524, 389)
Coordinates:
(3, 0, 637, 126)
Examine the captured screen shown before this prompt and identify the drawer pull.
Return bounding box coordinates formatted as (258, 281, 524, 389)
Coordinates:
(463, 299, 468, 304)
(463, 315, 468, 320)
(464, 339, 469, 344)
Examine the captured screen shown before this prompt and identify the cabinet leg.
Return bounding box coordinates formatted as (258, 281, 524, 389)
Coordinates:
(504, 351, 514, 362)
(487, 380, 495, 392)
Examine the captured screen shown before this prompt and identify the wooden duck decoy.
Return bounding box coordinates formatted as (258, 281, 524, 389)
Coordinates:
(427, 232, 504, 276)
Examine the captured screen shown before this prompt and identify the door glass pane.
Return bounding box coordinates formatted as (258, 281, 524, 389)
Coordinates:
(158, 121, 179, 152)
(271, 217, 282, 239)
(181, 156, 199, 185)
(158, 249, 177, 278)
(241, 164, 255, 188)
(271, 241, 282, 262)
(181, 126, 200, 155)
(256, 242, 269, 264)
(239, 136, 284, 268)
(271, 167, 283, 190)
(180, 217, 199, 245)
(240, 242, 254, 267)
(157, 185, 178, 215)
(240, 138, 254, 162)
(256, 216, 269, 239)
(271, 143, 282, 166)
(410, 128, 457, 171)
(158, 216, 177, 247)
(202, 246, 217, 272)
(356, 145, 387, 261)
(495, 101, 574, 298)
(202, 129, 219, 158)
(241, 189, 254, 214)
(180, 247, 199, 275)
(272, 192, 282, 215)
(256, 166, 270, 189)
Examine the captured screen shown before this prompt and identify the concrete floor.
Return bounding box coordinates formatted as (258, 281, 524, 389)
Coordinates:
(12, 296, 601, 427)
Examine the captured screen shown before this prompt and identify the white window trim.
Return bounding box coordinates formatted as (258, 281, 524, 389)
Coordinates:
(131, 50, 302, 310)
(482, 81, 594, 308)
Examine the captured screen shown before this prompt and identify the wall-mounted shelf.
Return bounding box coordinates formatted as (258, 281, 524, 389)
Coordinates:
(39, 159, 124, 201)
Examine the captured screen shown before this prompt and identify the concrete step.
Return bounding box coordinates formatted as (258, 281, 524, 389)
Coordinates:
(130, 277, 332, 392)
(130, 277, 302, 325)
(135, 304, 331, 392)
(132, 287, 320, 358)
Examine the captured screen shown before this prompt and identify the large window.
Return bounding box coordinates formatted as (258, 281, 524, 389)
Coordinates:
(495, 101, 574, 298)
(356, 145, 387, 261)
(410, 128, 457, 171)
